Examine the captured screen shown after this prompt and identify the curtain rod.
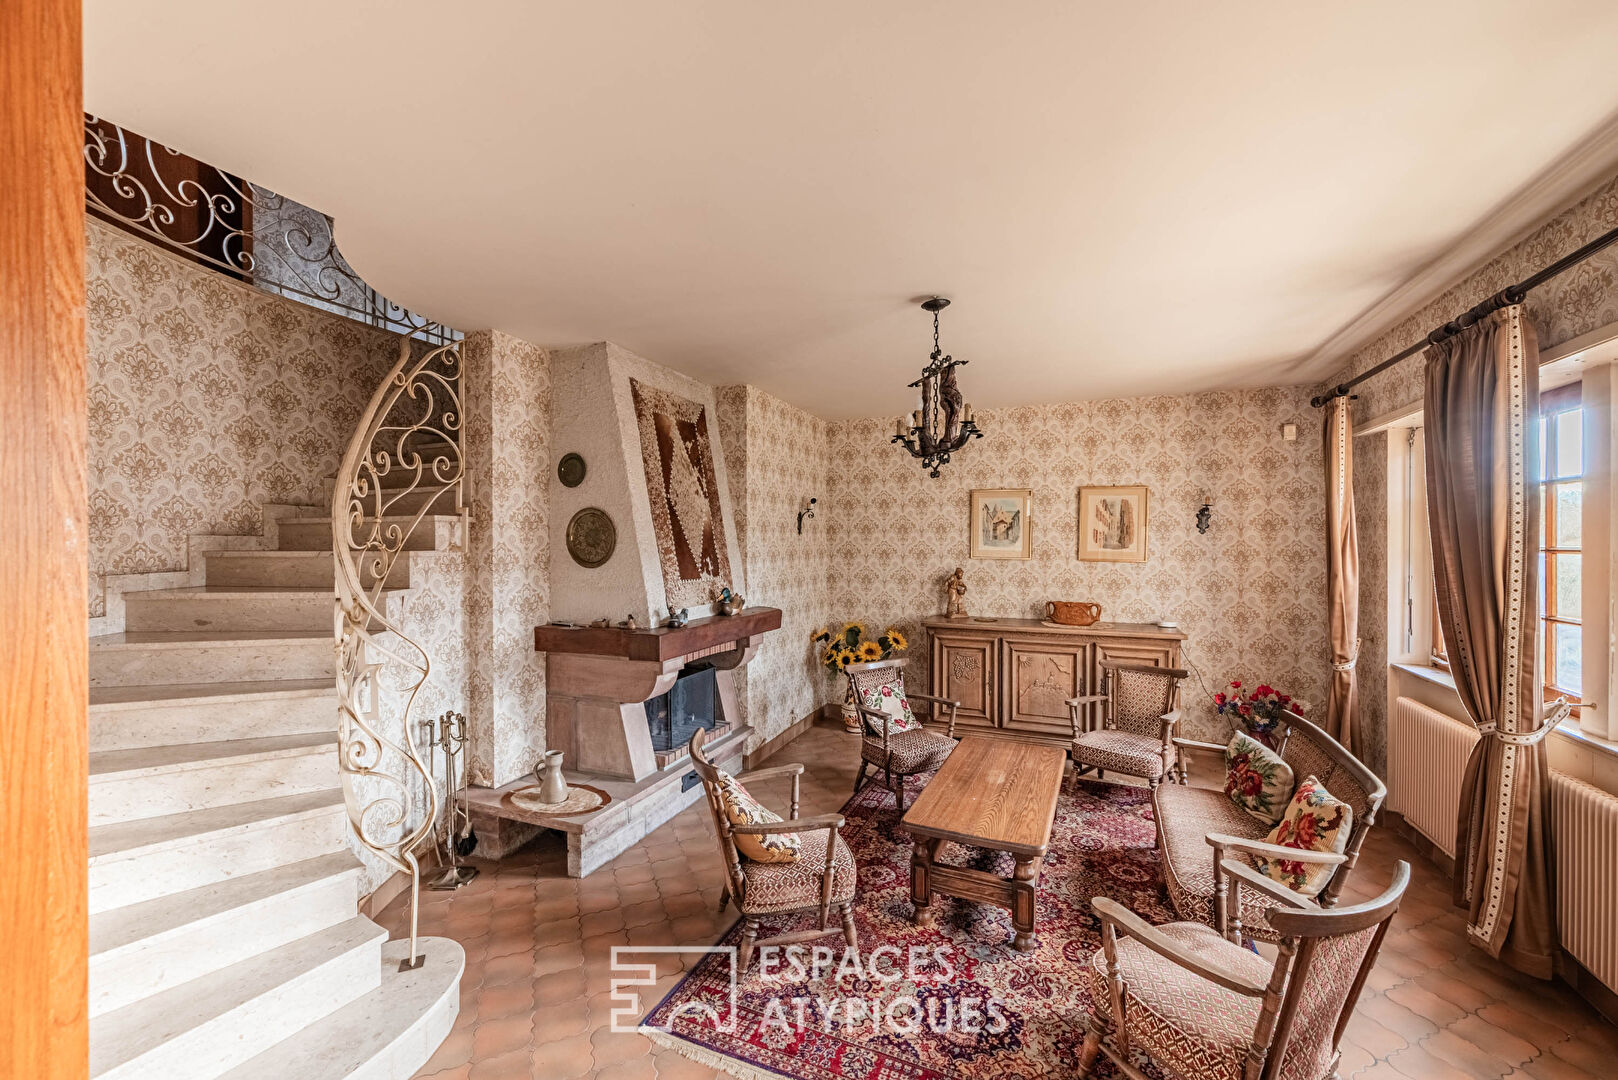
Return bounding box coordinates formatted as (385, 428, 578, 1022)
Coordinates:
(1310, 222, 1618, 408)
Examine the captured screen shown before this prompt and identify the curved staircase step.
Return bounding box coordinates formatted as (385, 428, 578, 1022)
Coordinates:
(89, 679, 337, 752)
(90, 733, 339, 826)
(89, 630, 336, 687)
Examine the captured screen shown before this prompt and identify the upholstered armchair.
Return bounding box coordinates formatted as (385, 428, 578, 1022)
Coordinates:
(1078, 860, 1410, 1080)
(689, 729, 858, 970)
(844, 658, 959, 812)
(1067, 662, 1188, 797)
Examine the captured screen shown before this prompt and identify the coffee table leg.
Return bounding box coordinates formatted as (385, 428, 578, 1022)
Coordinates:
(1010, 853, 1042, 951)
(912, 837, 940, 928)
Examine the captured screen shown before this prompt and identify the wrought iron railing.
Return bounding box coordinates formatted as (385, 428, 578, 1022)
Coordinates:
(333, 336, 465, 967)
(83, 114, 456, 343)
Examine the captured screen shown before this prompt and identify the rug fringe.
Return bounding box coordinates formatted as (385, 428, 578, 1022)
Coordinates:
(643, 1027, 782, 1080)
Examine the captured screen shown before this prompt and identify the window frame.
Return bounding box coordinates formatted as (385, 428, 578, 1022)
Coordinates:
(1539, 382, 1583, 714)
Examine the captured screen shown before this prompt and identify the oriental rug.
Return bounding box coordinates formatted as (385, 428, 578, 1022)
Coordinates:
(642, 776, 1173, 1080)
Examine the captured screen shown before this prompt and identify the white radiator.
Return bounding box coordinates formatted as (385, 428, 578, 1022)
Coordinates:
(1388, 696, 1480, 858)
(1552, 772, 1618, 993)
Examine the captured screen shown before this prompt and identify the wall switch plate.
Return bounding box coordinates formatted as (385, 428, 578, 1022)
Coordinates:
(1282, 422, 1298, 441)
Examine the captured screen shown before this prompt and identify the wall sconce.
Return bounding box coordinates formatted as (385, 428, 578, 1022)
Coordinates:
(1195, 496, 1213, 535)
(797, 498, 817, 534)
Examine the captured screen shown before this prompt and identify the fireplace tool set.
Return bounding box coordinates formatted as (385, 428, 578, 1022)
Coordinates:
(426, 710, 479, 890)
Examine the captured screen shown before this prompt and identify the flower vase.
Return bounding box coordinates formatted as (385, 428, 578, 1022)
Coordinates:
(537, 750, 568, 803)
(840, 686, 861, 734)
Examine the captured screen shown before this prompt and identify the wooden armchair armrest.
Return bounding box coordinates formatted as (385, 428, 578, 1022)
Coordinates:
(1205, 832, 1348, 866)
(730, 813, 845, 836)
(1091, 897, 1268, 996)
(737, 762, 803, 818)
(736, 763, 804, 783)
(1172, 737, 1226, 755)
(1218, 857, 1320, 911)
(1066, 693, 1108, 737)
(854, 704, 892, 748)
(905, 691, 961, 738)
(1066, 694, 1108, 706)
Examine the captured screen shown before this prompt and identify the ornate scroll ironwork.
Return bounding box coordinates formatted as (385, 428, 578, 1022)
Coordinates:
(83, 114, 455, 343)
(334, 337, 465, 967)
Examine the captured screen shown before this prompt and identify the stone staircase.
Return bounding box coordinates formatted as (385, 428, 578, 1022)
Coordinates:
(87, 504, 465, 1080)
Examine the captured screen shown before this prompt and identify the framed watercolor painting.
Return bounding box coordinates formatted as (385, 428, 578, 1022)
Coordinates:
(969, 489, 1033, 560)
(1078, 485, 1148, 562)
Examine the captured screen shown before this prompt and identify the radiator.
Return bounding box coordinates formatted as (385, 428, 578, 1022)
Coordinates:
(1552, 772, 1618, 993)
(1388, 697, 1479, 858)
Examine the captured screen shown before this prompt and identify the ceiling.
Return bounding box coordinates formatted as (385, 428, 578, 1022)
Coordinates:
(86, 1, 1618, 419)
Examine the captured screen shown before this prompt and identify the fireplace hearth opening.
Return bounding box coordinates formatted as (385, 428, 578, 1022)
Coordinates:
(644, 664, 721, 753)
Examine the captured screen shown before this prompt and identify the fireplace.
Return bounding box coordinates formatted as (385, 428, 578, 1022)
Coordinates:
(645, 665, 719, 753)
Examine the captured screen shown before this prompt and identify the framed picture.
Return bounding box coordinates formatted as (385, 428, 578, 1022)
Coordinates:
(969, 489, 1033, 560)
(1078, 485, 1149, 562)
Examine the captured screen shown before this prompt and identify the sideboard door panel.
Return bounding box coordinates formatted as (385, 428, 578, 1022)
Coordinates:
(1004, 641, 1088, 738)
(932, 633, 995, 730)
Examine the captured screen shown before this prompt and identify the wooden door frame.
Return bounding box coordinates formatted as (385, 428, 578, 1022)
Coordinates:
(0, 0, 88, 1076)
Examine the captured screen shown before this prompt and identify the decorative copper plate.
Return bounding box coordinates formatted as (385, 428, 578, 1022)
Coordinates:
(566, 507, 616, 567)
(557, 452, 586, 487)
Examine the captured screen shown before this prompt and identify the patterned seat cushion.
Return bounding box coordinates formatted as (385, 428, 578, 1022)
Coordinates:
(738, 828, 857, 915)
(1072, 728, 1166, 779)
(1154, 782, 1279, 940)
(861, 728, 955, 773)
(1087, 921, 1268, 1080)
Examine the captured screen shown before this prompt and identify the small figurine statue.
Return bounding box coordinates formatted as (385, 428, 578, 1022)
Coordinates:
(945, 567, 969, 620)
(666, 607, 690, 628)
(617, 613, 639, 630)
(715, 587, 745, 616)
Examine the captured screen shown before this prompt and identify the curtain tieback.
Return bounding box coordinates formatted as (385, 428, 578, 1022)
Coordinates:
(1331, 639, 1361, 673)
(1476, 699, 1575, 746)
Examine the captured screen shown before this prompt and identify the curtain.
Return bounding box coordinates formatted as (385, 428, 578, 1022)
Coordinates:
(1324, 396, 1359, 752)
(1425, 304, 1556, 977)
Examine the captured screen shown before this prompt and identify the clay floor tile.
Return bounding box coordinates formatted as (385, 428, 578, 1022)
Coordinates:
(1423, 1027, 1532, 1079)
(581, 908, 627, 938)
(533, 896, 583, 922)
(470, 1015, 536, 1062)
(1416, 969, 1498, 1013)
(590, 1026, 653, 1067)
(622, 899, 668, 927)
(476, 982, 538, 1022)
(1545, 1029, 1618, 1077)
(533, 941, 586, 976)
(420, 1066, 474, 1080)
(481, 950, 539, 987)
(1382, 1042, 1479, 1080)
(1358, 993, 1441, 1042)
(532, 998, 593, 1044)
(1342, 1013, 1413, 1059)
(1475, 1003, 1576, 1053)
(654, 873, 703, 899)
(527, 1033, 596, 1080)
(1334, 1038, 1378, 1077)
(534, 915, 586, 948)
(1520, 1048, 1608, 1080)
(614, 863, 656, 887)
(660, 892, 711, 919)
(577, 889, 624, 915)
(594, 1059, 658, 1080)
(534, 967, 590, 1006)
(422, 1026, 476, 1073)
(581, 930, 632, 962)
(1386, 983, 1470, 1028)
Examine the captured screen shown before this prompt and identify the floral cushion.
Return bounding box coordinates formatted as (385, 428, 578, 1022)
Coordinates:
(1256, 775, 1351, 897)
(860, 680, 918, 736)
(1224, 730, 1294, 825)
(713, 770, 800, 864)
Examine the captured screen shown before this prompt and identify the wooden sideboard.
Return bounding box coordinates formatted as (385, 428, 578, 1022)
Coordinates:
(923, 617, 1186, 744)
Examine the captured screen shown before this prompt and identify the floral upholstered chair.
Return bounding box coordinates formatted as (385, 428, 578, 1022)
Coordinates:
(843, 658, 959, 811)
(1078, 860, 1410, 1080)
(1067, 662, 1188, 800)
(689, 729, 858, 970)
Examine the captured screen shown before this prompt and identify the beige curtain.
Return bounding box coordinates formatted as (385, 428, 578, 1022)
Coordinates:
(1324, 396, 1359, 752)
(1425, 304, 1555, 977)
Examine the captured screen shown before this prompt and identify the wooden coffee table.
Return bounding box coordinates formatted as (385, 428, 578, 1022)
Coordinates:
(901, 736, 1067, 951)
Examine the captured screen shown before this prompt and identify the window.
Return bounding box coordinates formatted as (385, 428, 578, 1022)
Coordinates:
(1540, 383, 1583, 711)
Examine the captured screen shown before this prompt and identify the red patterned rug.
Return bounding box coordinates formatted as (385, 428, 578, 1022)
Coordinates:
(640, 776, 1173, 1080)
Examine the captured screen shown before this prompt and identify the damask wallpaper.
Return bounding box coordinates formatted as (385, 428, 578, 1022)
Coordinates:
(462, 331, 551, 787)
(715, 386, 833, 750)
(825, 387, 1330, 744)
(86, 218, 397, 616)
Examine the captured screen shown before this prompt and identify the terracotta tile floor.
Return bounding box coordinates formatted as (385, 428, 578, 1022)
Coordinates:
(377, 723, 1618, 1079)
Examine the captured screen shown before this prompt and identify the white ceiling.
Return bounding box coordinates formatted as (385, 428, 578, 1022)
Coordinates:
(86, 1, 1618, 419)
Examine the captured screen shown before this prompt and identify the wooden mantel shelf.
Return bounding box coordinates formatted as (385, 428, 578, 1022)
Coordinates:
(535, 606, 782, 662)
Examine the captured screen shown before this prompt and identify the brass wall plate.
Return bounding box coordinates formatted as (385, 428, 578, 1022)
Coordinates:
(557, 452, 586, 487)
(566, 507, 616, 568)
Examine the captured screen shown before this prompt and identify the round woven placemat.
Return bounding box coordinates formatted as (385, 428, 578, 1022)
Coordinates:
(505, 783, 610, 816)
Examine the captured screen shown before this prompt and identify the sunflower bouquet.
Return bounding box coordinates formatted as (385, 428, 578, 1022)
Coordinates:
(812, 622, 908, 673)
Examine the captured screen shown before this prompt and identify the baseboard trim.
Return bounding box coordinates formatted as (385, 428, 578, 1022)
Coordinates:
(744, 705, 841, 769)
(1379, 810, 1458, 878)
(358, 867, 412, 920)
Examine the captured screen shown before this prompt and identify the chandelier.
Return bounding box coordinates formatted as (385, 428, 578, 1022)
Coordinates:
(892, 297, 983, 477)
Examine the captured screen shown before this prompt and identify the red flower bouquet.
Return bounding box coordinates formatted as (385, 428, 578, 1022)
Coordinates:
(1213, 680, 1302, 747)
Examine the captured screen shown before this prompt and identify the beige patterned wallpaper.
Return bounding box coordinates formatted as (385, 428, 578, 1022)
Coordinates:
(463, 331, 552, 786)
(1321, 168, 1618, 772)
(825, 387, 1330, 743)
(715, 386, 833, 750)
(86, 218, 398, 615)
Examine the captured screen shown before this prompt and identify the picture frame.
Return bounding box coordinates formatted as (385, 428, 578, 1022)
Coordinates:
(1077, 485, 1149, 562)
(969, 488, 1033, 560)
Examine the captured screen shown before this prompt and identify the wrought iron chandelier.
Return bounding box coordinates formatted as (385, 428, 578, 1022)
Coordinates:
(892, 297, 983, 477)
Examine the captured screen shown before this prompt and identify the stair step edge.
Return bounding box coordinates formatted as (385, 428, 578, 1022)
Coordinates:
(89, 788, 345, 863)
(90, 733, 337, 780)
